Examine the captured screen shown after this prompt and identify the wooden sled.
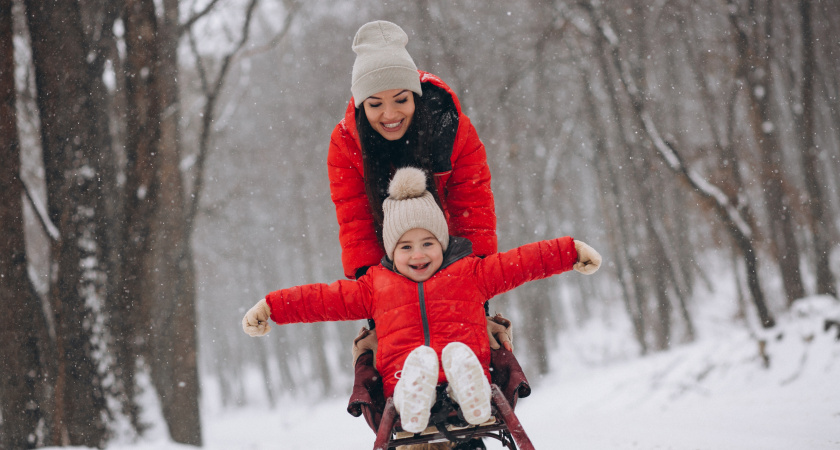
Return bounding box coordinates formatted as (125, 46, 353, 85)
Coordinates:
(348, 348, 535, 449)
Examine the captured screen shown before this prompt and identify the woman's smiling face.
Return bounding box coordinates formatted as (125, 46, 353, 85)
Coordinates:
(362, 89, 415, 140)
(393, 228, 443, 282)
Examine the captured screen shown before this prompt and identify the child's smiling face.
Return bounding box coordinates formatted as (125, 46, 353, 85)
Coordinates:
(393, 228, 443, 282)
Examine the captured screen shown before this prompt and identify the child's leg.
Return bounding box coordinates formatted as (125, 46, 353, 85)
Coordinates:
(441, 342, 492, 425)
(393, 345, 438, 434)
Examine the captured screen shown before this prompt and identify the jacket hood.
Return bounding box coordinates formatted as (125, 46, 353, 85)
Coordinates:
(381, 236, 473, 274)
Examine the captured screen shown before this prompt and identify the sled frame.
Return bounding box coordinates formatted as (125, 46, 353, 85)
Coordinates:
(372, 384, 535, 450)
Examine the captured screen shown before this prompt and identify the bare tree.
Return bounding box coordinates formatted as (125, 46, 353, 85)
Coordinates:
(0, 1, 51, 446)
(575, 2, 653, 351)
(727, 0, 806, 306)
(795, 0, 837, 299)
(116, 0, 165, 436)
(131, 0, 204, 442)
(579, 0, 776, 327)
(24, 0, 113, 445)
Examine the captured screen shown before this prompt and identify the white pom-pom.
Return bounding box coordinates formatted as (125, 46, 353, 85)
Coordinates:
(388, 167, 427, 200)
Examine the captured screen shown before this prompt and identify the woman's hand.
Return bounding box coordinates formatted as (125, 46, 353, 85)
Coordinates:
(486, 313, 513, 352)
(352, 327, 378, 365)
(573, 240, 602, 275)
(242, 299, 272, 337)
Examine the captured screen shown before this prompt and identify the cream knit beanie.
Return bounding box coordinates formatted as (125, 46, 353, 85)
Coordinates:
(351, 21, 422, 108)
(382, 167, 449, 261)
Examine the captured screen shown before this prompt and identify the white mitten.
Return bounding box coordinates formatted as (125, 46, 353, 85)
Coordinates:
(242, 299, 272, 337)
(573, 240, 602, 275)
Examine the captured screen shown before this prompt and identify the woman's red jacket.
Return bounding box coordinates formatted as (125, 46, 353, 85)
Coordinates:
(264, 236, 577, 399)
(328, 71, 497, 279)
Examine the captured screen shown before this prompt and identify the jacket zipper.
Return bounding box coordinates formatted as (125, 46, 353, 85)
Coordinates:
(418, 282, 431, 346)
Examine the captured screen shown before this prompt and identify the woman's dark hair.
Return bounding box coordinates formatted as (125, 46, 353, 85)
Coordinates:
(356, 92, 442, 247)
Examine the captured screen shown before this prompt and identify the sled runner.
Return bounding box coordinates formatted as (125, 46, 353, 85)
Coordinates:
(348, 348, 535, 450)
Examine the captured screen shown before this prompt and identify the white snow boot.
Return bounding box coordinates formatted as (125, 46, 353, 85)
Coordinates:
(393, 345, 439, 434)
(442, 342, 492, 426)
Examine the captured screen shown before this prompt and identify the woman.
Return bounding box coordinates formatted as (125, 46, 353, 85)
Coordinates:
(330, 21, 513, 448)
(328, 20, 497, 281)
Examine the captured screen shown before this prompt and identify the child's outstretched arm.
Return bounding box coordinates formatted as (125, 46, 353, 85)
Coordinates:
(241, 277, 374, 337)
(474, 237, 601, 298)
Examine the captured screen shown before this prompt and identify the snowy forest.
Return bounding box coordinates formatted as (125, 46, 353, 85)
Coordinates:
(1, 0, 839, 448)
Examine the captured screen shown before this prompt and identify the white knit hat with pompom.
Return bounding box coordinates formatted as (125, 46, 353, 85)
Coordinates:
(382, 167, 449, 260)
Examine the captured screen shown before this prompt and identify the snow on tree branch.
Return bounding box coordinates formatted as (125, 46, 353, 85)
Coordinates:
(21, 178, 60, 242)
(640, 111, 752, 240)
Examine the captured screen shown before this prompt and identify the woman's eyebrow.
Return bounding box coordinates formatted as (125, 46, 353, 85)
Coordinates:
(367, 90, 409, 101)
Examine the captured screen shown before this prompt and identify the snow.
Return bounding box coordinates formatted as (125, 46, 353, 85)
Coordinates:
(44, 296, 840, 450)
(762, 120, 775, 134)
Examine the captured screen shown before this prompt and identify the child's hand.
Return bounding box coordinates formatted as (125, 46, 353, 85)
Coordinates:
(242, 299, 272, 337)
(573, 240, 602, 275)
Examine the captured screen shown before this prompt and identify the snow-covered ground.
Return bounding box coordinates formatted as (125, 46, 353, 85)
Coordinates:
(520, 296, 840, 450)
(47, 295, 840, 449)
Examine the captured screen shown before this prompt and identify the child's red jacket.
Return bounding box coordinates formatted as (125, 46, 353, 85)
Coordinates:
(328, 71, 497, 279)
(265, 236, 577, 398)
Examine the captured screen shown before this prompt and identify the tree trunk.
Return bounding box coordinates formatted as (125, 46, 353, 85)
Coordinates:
(80, 0, 145, 433)
(682, 5, 761, 325)
(119, 0, 163, 439)
(728, 0, 806, 306)
(293, 167, 335, 393)
(255, 338, 277, 408)
(145, 0, 203, 443)
(0, 3, 51, 445)
(797, 0, 837, 299)
(24, 0, 111, 445)
(585, 8, 650, 352)
(581, 67, 647, 354)
(644, 203, 675, 350)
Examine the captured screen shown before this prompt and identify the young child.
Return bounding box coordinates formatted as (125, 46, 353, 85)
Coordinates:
(242, 167, 601, 433)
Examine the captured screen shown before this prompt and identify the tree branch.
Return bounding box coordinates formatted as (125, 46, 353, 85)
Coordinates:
(179, 0, 224, 36)
(235, 0, 301, 61)
(639, 111, 752, 240)
(186, 0, 299, 237)
(21, 178, 60, 242)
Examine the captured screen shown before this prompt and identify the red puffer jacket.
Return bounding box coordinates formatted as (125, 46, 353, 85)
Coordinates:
(328, 71, 497, 279)
(265, 236, 577, 398)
